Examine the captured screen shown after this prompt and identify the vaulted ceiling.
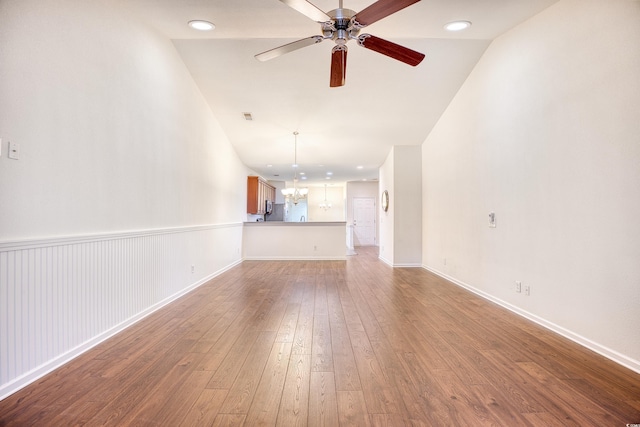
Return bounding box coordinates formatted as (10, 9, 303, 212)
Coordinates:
(121, 0, 559, 186)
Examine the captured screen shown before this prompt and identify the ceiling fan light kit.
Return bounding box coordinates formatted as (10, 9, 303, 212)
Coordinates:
(256, 0, 425, 87)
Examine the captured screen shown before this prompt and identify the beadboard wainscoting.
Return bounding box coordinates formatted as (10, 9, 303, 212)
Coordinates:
(0, 223, 243, 399)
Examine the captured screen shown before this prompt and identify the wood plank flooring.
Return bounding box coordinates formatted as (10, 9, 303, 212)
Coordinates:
(1, 247, 639, 426)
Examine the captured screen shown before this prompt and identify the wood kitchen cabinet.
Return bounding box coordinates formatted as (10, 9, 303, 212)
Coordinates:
(247, 176, 275, 215)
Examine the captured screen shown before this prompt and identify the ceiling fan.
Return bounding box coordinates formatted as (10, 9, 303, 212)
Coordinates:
(255, 0, 425, 87)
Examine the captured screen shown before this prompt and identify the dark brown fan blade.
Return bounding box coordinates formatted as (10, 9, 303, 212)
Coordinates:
(353, 0, 420, 27)
(255, 36, 324, 62)
(280, 0, 331, 22)
(358, 34, 424, 66)
(330, 46, 347, 87)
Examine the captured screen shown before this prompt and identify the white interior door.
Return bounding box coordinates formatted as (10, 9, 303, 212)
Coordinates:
(353, 197, 376, 246)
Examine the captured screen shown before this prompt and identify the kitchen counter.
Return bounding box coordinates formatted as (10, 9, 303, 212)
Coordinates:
(244, 221, 346, 226)
(242, 221, 347, 260)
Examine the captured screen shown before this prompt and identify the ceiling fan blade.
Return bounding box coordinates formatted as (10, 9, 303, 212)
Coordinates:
(255, 36, 324, 62)
(353, 0, 420, 27)
(358, 34, 424, 66)
(280, 0, 332, 22)
(330, 46, 347, 87)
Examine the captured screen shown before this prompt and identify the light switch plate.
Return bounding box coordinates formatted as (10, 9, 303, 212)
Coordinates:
(8, 141, 20, 160)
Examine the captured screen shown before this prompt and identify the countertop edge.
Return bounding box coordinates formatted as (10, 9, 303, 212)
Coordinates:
(243, 221, 347, 227)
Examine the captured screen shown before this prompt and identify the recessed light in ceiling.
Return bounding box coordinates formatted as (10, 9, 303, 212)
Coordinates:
(356, 166, 363, 169)
(326, 172, 333, 176)
(188, 20, 215, 31)
(444, 21, 472, 32)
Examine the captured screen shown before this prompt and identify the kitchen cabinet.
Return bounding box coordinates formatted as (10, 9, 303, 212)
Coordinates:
(247, 176, 275, 215)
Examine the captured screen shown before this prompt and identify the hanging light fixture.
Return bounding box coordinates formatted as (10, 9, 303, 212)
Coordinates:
(319, 184, 332, 211)
(281, 131, 308, 205)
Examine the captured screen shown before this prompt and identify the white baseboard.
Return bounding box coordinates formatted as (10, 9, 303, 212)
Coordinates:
(0, 259, 241, 401)
(423, 265, 640, 375)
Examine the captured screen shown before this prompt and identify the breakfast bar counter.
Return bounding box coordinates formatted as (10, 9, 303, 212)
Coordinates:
(242, 221, 347, 260)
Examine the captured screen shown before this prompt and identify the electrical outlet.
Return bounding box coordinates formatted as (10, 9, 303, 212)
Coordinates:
(191, 265, 195, 273)
(515, 281, 522, 293)
(313, 245, 317, 251)
(524, 285, 530, 296)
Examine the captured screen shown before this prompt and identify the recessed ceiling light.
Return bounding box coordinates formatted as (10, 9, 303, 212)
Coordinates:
(326, 177, 331, 180)
(326, 172, 333, 176)
(299, 172, 305, 175)
(444, 21, 471, 31)
(357, 166, 364, 169)
(292, 164, 298, 168)
(188, 20, 215, 31)
(266, 164, 272, 168)
(301, 176, 307, 180)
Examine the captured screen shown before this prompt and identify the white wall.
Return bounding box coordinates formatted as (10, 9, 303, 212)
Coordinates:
(0, 1, 247, 239)
(379, 148, 395, 265)
(393, 146, 422, 266)
(422, 0, 640, 371)
(0, 0, 247, 397)
(379, 146, 422, 266)
(307, 185, 345, 222)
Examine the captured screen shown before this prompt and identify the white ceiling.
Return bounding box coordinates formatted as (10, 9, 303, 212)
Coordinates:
(120, 0, 559, 186)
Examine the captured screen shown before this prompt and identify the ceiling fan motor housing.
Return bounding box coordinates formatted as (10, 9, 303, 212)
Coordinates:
(326, 9, 360, 43)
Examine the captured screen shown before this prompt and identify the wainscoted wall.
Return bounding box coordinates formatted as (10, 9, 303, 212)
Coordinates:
(0, 223, 242, 399)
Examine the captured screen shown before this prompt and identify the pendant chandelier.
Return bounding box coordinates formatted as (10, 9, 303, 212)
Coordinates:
(319, 184, 332, 211)
(281, 131, 308, 205)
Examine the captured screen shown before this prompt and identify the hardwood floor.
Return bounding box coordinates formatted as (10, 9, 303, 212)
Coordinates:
(1, 247, 639, 426)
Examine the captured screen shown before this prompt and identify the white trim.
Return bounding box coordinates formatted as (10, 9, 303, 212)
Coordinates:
(0, 223, 243, 251)
(423, 265, 640, 375)
(378, 255, 393, 267)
